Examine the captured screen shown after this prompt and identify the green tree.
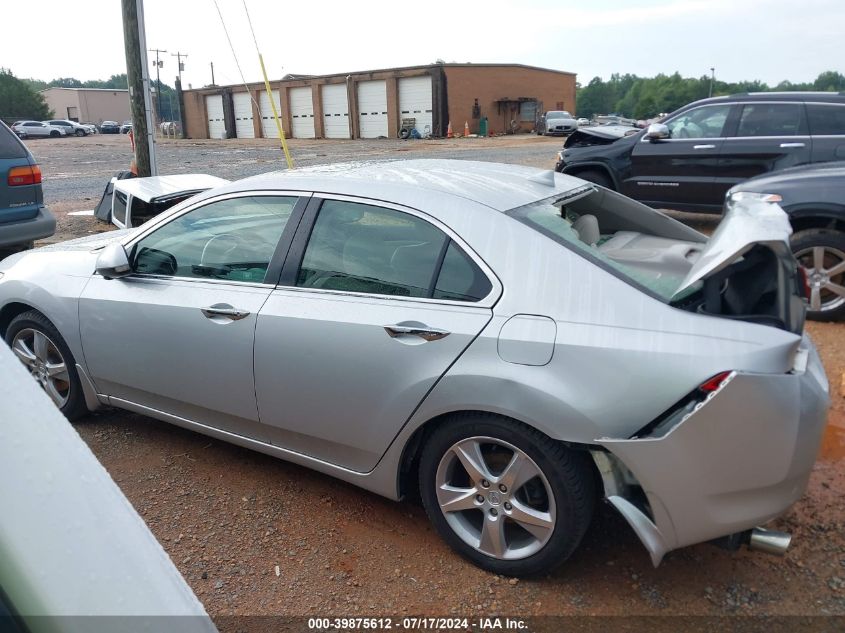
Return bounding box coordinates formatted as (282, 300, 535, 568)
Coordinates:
(0, 68, 52, 123)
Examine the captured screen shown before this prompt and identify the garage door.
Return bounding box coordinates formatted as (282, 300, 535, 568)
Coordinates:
(357, 80, 388, 138)
(233, 92, 255, 139)
(206, 94, 225, 139)
(398, 76, 433, 136)
(259, 90, 283, 138)
(321, 83, 350, 139)
(289, 87, 315, 139)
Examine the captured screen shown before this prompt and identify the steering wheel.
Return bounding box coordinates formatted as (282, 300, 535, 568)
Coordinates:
(200, 233, 248, 266)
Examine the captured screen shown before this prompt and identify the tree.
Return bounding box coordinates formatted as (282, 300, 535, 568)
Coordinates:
(0, 68, 53, 123)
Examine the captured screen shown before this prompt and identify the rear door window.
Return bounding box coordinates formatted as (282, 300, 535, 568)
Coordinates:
(0, 123, 27, 159)
(807, 104, 845, 135)
(297, 200, 447, 298)
(296, 199, 492, 302)
(736, 103, 806, 137)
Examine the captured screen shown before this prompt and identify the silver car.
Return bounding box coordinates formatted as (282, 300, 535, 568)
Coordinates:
(0, 160, 830, 576)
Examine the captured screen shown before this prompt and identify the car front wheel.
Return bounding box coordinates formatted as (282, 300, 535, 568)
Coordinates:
(5, 310, 88, 420)
(792, 229, 845, 321)
(419, 413, 596, 576)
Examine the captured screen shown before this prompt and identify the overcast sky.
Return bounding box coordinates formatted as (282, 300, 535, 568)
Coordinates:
(3, 0, 843, 88)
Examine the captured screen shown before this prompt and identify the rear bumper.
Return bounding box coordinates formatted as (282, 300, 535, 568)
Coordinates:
(0, 207, 56, 248)
(597, 334, 830, 565)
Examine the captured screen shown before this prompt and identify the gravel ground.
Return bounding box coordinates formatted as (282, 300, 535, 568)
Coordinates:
(12, 134, 845, 624)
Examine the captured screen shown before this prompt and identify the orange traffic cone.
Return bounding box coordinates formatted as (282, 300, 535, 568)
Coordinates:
(464, 121, 470, 137)
(447, 121, 453, 138)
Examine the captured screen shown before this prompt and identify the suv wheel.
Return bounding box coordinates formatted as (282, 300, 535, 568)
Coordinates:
(574, 169, 613, 190)
(5, 311, 89, 420)
(419, 413, 596, 576)
(792, 229, 845, 321)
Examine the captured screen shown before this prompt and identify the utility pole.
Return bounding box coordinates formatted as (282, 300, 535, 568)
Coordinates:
(171, 51, 188, 137)
(171, 51, 188, 81)
(709, 67, 716, 98)
(210, 61, 216, 86)
(149, 47, 167, 122)
(121, 0, 157, 176)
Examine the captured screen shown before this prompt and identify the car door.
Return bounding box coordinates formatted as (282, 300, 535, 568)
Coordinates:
(254, 196, 498, 472)
(25, 123, 47, 137)
(79, 193, 306, 441)
(624, 103, 733, 209)
(717, 102, 812, 192)
(806, 101, 845, 163)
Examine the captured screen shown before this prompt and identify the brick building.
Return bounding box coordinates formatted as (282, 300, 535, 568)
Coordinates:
(181, 63, 576, 140)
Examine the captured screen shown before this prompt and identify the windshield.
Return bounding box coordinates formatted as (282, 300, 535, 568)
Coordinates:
(508, 196, 693, 302)
(546, 111, 571, 120)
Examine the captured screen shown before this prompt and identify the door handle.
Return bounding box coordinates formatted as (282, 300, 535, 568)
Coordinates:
(383, 325, 450, 341)
(779, 142, 805, 148)
(201, 304, 250, 321)
(693, 144, 716, 150)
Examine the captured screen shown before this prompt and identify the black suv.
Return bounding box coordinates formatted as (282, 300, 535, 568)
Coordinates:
(555, 92, 845, 212)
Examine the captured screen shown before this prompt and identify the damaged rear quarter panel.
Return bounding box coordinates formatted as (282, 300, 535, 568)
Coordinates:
(599, 357, 829, 558)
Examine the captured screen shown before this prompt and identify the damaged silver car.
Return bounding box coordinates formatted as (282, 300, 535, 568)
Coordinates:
(0, 160, 830, 576)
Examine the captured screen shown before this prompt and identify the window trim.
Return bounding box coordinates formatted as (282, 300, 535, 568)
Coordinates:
(277, 193, 502, 308)
(120, 190, 311, 287)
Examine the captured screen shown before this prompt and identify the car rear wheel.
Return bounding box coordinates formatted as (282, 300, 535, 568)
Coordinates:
(5, 311, 88, 420)
(574, 169, 613, 190)
(50, 130, 60, 138)
(76, 129, 85, 137)
(792, 229, 845, 321)
(419, 413, 596, 576)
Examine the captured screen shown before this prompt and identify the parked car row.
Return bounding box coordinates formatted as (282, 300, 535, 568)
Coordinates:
(11, 119, 101, 139)
(555, 91, 845, 321)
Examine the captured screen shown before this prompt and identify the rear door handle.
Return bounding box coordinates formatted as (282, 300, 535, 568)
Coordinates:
(384, 325, 450, 341)
(201, 304, 250, 321)
(693, 144, 716, 150)
(780, 142, 805, 148)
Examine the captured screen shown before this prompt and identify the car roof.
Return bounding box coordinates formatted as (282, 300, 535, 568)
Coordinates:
(687, 91, 845, 108)
(215, 160, 587, 213)
(115, 174, 230, 202)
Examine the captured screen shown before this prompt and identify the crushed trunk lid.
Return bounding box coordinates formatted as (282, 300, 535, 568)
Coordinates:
(672, 198, 806, 333)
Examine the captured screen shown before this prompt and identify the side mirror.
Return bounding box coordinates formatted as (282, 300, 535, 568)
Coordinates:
(645, 123, 670, 140)
(95, 242, 131, 279)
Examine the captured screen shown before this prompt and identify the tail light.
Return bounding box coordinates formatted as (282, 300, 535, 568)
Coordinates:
(7, 165, 42, 186)
(797, 266, 811, 300)
(698, 371, 733, 393)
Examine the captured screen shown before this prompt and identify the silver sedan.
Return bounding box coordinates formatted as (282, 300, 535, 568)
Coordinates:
(0, 160, 830, 575)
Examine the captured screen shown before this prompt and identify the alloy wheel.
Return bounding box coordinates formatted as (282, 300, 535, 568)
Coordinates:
(435, 436, 556, 560)
(795, 245, 845, 313)
(11, 328, 71, 407)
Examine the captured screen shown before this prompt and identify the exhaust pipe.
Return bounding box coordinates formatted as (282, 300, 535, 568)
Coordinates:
(748, 527, 791, 556)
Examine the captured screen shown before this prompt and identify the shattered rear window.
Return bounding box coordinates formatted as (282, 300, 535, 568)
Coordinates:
(508, 198, 689, 302)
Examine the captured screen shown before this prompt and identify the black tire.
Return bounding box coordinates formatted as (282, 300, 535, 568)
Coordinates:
(418, 413, 596, 576)
(76, 129, 85, 137)
(791, 229, 845, 322)
(50, 130, 60, 138)
(573, 169, 613, 189)
(4, 310, 89, 421)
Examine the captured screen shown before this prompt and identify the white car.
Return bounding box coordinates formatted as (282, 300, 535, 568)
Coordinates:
(44, 119, 89, 137)
(542, 111, 578, 136)
(95, 174, 231, 229)
(12, 121, 67, 138)
(576, 118, 591, 127)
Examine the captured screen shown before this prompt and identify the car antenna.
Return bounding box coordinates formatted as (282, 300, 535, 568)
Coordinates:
(528, 170, 557, 186)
